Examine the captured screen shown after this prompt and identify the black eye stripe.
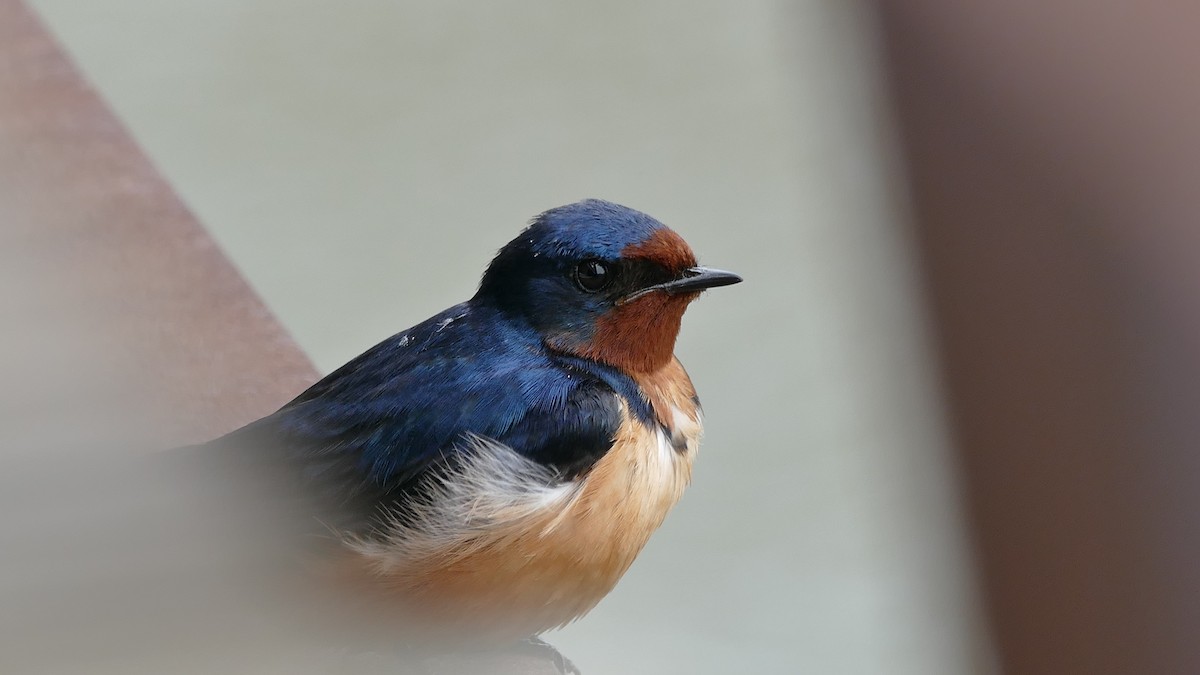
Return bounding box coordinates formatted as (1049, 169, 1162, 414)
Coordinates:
(625, 259, 675, 288)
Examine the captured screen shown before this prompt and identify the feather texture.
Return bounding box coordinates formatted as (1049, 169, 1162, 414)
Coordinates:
(205, 199, 736, 639)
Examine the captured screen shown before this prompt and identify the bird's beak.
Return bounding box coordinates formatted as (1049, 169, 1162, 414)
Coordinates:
(661, 266, 744, 294)
(619, 266, 743, 304)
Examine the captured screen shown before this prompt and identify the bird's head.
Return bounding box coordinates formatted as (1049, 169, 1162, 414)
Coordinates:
(476, 199, 741, 373)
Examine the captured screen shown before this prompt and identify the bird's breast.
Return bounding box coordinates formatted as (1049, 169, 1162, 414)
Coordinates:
(339, 359, 703, 640)
(630, 356, 703, 453)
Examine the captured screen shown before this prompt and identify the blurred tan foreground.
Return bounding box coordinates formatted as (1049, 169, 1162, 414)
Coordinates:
(0, 2, 561, 672)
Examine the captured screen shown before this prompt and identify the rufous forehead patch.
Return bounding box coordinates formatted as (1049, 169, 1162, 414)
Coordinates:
(621, 228, 697, 272)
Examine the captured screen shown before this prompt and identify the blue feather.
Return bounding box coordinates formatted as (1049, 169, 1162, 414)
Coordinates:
(215, 200, 675, 535)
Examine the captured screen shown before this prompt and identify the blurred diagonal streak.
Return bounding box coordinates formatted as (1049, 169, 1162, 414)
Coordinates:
(0, 1, 555, 672)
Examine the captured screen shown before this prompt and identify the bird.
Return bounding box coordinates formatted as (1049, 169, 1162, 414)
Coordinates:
(211, 198, 741, 645)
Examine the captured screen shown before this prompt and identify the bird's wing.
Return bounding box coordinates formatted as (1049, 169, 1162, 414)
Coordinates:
(214, 303, 623, 534)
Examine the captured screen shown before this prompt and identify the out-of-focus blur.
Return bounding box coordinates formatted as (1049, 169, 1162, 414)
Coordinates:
(877, 3, 1200, 674)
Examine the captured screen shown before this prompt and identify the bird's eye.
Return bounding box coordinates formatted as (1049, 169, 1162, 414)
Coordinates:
(573, 260, 612, 292)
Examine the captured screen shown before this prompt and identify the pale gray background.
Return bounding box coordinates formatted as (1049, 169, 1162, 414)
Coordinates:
(28, 2, 993, 672)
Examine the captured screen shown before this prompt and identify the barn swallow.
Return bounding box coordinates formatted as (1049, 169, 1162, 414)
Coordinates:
(215, 199, 741, 644)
